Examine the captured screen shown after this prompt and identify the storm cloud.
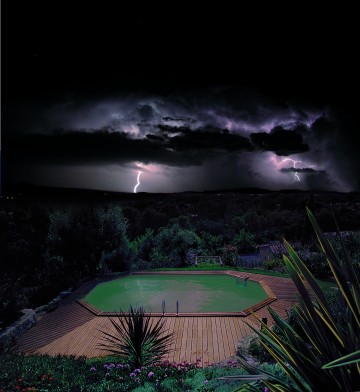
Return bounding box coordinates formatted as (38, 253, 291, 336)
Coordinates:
(2, 87, 358, 192)
(250, 127, 309, 155)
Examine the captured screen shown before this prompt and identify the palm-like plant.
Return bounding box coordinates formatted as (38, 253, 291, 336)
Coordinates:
(98, 306, 174, 369)
(232, 208, 360, 391)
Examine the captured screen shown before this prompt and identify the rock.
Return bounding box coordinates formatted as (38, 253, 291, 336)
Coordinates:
(34, 305, 48, 317)
(0, 309, 37, 353)
(46, 297, 60, 312)
(59, 290, 72, 299)
(237, 332, 258, 355)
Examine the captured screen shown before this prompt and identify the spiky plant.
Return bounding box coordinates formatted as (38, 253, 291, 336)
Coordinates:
(231, 208, 360, 391)
(98, 305, 174, 369)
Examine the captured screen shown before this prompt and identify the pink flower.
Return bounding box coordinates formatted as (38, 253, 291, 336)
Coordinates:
(148, 371, 154, 378)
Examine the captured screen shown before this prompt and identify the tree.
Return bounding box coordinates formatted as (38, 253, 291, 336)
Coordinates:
(200, 231, 224, 256)
(99, 206, 132, 272)
(150, 223, 201, 267)
(129, 228, 155, 270)
(233, 229, 256, 253)
(47, 205, 130, 275)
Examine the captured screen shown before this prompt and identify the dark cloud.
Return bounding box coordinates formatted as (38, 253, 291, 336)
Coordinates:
(250, 126, 309, 155)
(137, 105, 155, 120)
(280, 167, 326, 174)
(4, 131, 193, 167)
(145, 134, 165, 142)
(4, 125, 252, 169)
(157, 124, 190, 134)
(305, 112, 360, 191)
(162, 125, 253, 152)
(162, 116, 197, 123)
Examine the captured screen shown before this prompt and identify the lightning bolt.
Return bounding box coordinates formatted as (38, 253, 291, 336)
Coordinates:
(133, 171, 142, 193)
(279, 158, 302, 182)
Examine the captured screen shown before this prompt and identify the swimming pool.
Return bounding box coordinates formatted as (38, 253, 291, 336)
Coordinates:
(82, 273, 272, 315)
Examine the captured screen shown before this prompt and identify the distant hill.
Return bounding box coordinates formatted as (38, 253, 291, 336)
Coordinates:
(1, 181, 358, 203)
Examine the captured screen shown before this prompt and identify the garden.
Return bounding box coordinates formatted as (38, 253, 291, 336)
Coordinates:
(1, 195, 359, 390)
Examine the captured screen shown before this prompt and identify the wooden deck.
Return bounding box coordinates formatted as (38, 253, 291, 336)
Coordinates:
(14, 271, 302, 366)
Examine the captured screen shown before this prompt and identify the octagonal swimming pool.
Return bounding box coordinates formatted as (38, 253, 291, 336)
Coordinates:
(82, 273, 270, 314)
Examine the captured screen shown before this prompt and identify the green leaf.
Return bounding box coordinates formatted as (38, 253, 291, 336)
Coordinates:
(322, 350, 360, 369)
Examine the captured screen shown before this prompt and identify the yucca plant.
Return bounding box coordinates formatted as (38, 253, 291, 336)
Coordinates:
(232, 208, 360, 391)
(98, 305, 175, 369)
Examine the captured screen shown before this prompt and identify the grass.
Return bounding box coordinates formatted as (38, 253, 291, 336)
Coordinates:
(150, 264, 337, 293)
(152, 263, 289, 277)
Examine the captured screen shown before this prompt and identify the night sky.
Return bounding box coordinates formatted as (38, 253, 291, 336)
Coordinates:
(2, 3, 359, 193)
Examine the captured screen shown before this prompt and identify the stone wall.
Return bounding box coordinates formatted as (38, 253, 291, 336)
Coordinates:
(0, 309, 37, 353)
(0, 290, 72, 353)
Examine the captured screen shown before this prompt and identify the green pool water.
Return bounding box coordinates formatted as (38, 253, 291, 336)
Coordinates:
(84, 274, 268, 313)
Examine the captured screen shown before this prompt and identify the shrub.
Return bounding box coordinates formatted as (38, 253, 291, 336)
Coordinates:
(98, 306, 175, 369)
(260, 256, 285, 273)
(296, 248, 330, 278)
(247, 341, 271, 363)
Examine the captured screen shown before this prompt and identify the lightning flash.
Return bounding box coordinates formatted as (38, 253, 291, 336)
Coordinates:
(279, 158, 302, 182)
(134, 171, 142, 193)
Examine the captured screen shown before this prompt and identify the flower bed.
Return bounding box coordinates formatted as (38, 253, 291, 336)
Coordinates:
(0, 354, 256, 391)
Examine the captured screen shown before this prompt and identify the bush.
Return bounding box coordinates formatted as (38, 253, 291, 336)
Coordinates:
(260, 256, 286, 273)
(247, 341, 271, 363)
(296, 248, 330, 278)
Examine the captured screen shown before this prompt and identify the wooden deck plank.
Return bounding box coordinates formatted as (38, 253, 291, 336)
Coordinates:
(174, 316, 184, 363)
(228, 317, 238, 357)
(212, 317, 220, 364)
(198, 317, 205, 367)
(206, 317, 214, 366)
(180, 317, 189, 363)
(165, 316, 175, 362)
